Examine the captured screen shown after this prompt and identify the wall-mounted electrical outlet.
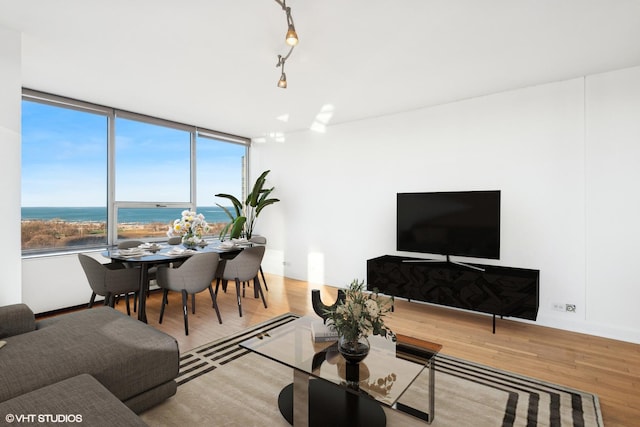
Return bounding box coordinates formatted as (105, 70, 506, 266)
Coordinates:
(552, 303, 576, 313)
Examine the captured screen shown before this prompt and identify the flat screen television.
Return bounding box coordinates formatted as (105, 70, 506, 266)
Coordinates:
(397, 190, 501, 259)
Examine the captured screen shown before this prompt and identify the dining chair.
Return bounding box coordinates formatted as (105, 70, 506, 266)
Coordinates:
(116, 240, 156, 312)
(77, 254, 141, 315)
(117, 240, 144, 249)
(167, 236, 182, 245)
(217, 245, 267, 317)
(156, 252, 221, 335)
(249, 235, 269, 291)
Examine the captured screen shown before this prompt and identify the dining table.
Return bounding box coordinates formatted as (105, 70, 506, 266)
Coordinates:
(102, 240, 244, 323)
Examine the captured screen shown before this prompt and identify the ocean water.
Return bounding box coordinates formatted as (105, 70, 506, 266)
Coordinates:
(21, 206, 231, 224)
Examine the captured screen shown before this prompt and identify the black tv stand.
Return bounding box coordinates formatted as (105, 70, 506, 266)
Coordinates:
(402, 255, 486, 272)
(368, 255, 539, 333)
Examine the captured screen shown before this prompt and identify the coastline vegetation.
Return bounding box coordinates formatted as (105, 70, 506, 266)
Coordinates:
(21, 219, 227, 250)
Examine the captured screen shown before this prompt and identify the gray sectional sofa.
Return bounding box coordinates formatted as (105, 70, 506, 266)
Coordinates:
(0, 304, 180, 425)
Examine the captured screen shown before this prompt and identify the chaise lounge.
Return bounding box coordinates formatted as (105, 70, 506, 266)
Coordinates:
(0, 304, 179, 424)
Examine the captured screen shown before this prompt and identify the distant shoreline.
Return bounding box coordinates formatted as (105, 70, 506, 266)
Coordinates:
(21, 217, 228, 250)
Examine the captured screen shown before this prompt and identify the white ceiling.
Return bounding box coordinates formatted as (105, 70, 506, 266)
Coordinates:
(2, 0, 640, 141)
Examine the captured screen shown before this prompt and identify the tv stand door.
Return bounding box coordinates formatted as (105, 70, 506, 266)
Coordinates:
(366, 255, 539, 327)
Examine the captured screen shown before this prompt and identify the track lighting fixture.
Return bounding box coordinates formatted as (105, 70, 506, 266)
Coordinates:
(277, 55, 287, 88)
(274, 0, 298, 88)
(278, 73, 287, 88)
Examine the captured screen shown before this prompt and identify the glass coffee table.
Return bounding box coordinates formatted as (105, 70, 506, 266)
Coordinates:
(240, 316, 442, 426)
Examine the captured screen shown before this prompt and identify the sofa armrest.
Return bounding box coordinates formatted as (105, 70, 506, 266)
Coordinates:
(0, 304, 36, 339)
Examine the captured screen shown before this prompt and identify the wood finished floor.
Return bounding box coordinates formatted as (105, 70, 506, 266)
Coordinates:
(107, 274, 639, 427)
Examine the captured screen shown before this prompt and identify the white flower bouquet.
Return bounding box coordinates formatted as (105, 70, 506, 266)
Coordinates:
(324, 279, 395, 343)
(167, 210, 210, 246)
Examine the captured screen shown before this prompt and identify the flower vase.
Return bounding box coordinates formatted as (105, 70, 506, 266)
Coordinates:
(338, 335, 370, 364)
(182, 233, 200, 249)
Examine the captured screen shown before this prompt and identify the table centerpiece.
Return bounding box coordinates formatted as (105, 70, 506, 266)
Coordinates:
(167, 210, 210, 249)
(324, 279, 395, 364)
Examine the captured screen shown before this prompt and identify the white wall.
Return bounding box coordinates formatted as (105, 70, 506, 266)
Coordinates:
(0, 25, 22, 306)
(585, 67, 640, 339)
(22, 252, 105, 312)
(252, 67, 640, 344)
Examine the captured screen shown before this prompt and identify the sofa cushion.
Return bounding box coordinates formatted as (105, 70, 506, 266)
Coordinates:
(0, 304, 35, 339)
(0, 374, 147, 426)
(0, 307, 179, 406)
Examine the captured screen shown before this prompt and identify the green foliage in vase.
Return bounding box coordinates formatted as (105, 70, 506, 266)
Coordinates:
(215, 170, 280, 240)
(324, 279, 395, 343)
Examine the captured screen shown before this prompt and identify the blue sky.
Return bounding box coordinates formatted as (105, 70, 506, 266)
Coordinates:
(21, 100, 245, 207)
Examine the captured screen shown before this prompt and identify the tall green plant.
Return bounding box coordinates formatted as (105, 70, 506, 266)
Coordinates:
(215, 170, 280, 240)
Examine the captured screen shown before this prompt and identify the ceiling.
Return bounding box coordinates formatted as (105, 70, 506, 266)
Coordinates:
(2, 0, 640, 141)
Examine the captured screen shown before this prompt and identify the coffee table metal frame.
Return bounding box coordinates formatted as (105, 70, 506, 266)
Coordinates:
(240, 316, 441, 426)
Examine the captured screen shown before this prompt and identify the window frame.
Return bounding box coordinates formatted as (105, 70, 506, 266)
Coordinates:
(21, 89, 250, 255)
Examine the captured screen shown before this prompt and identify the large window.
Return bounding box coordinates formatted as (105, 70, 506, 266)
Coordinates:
(21, 90, 249, 254)
(196, 131, 247, 236)
(21, 99, 109, 250)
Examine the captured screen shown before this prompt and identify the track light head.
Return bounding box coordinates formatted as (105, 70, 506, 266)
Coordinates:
(286, 25, 298, 46)
(277, 72, 287, 88)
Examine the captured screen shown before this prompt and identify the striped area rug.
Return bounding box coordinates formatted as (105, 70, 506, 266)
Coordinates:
(142, 313, 603, 427)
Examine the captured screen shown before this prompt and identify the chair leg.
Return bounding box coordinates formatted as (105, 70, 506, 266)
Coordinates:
(192, 293, 196, 314)
(235, 278, 243, 317)
(159, 289, 169, 324)
(182, 290, 189, 335)
(259, 266, 268, 291)
(255, 277, 268, 309)
(252, 278, 259, 299)
(208, 285, 223, 324)
(125, 293, 131, 316)
(133, 292, 138, 313)
(88, 292, 96, 309)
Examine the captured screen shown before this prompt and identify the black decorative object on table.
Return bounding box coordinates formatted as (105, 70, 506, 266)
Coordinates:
(338, 335, 370, 365)
(311, 288, 346, 322)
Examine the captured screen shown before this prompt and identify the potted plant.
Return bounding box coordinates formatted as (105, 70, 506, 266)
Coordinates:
(324, 279, 395, 364)
(215, 170, 280, 240)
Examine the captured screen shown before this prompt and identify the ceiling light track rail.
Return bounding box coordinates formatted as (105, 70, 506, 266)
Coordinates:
(274, 0, 298, 88)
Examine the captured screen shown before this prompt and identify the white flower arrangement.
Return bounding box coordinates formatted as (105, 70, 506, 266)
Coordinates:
(324, 279, 395, 343)
(167, 210, 210, 246)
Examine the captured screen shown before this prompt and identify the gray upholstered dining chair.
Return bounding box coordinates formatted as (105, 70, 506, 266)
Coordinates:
(116, 239, 156, 312)
(117, 240, 144, 249)
(167, 236, 182, 245)
(78, 254, 141, 315)
(156, 252, 221, 335)
(248, 235, 268, 291)
(217, 245, 267, 317)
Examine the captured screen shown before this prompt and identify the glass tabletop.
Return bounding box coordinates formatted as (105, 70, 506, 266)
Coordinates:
(240, 316, 441, 409)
